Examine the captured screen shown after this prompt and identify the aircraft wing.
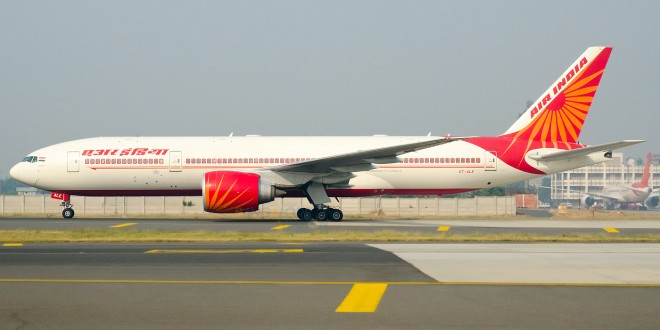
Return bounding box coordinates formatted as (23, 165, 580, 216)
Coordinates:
(528, 140, 645, 161)
(581, 191, 619, 202)
(269, 137, 460, 174)
(539, 186, 618, 202)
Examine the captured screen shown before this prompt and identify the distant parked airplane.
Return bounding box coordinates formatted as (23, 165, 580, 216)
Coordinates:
(582, 153, 659, 210)
(10, 47, 643, 219)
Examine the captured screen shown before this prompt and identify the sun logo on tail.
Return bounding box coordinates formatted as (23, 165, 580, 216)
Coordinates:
(502, 47, 612, 156)
(467, 47, 613, 174)
(510, 67, 606, 152)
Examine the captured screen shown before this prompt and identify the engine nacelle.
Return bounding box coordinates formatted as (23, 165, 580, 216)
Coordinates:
(646, 196, 659, 208)
(203, 171, 276, 213)
(582, 195, 596, 208)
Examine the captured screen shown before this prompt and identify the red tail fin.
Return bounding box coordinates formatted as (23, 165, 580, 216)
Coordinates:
(638, 153, 652, 187)
(502, 47, 612, 148)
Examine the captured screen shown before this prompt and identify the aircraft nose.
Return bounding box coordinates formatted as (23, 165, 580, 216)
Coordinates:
(9, 163, 25, 184)
(9, 163, 20, 180)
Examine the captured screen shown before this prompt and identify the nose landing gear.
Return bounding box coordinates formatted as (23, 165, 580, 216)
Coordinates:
(61, 205, 75, 219)
(51, 192, 75, 218)
(57, 195, 75, 219)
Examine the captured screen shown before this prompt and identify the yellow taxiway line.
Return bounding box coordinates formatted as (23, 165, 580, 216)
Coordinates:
(2, 243, 23, 247)
(603, 228, 620, 233)
(336, 283, 388, 313)
(271, 225, 291, 230)
(437, 226, 451, 232)
(110, 223, 138, 229)
(144, 249, 304, 254)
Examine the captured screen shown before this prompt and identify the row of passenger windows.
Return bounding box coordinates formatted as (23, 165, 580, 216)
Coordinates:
(183, 157, 482, 165)
(85, 158, 164, 165)
(403, 157, 481, 164)
(186, 158, 312, 164)
(82, 157, 480, 166)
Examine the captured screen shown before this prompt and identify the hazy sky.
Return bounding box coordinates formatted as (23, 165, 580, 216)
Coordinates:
(1, 1, 658, 177)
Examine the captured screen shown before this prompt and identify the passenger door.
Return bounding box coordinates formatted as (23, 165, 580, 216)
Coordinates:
(169, 151, 182, 172)
(67, 151, 80, 172)
(484, 151, 497, 171)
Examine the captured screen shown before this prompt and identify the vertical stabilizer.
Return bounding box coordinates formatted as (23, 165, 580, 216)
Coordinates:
(502, 47, 612, 147)
(635, 153, 652, 188)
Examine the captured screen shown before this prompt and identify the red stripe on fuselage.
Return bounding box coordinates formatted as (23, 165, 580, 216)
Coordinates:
(56, 188, 476, 198)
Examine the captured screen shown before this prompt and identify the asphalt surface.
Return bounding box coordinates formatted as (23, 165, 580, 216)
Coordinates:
(1, 242, 659, 329)
(2, 217, 660, 236)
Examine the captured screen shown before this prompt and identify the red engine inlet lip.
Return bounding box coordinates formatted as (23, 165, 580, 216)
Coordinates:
(203, 171, 261, 213)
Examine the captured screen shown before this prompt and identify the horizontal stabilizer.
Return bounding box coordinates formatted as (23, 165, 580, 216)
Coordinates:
(527, 140, 644, 161)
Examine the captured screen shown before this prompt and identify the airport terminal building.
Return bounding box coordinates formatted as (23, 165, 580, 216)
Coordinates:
(550, 153, 660, 208)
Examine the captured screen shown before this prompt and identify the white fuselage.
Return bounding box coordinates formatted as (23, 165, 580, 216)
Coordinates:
(10, 136, 552, 197)
(598, 184, 652, 204)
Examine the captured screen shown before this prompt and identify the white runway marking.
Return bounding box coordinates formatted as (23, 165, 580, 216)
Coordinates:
(371, 243, 660, 284)
(328, 219, 660, 228)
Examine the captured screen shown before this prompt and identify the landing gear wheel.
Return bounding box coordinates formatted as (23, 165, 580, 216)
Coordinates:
(316, 209, 328, 221)
(328, 209, 343, 222)
(297, 208, 313, 221)
(62, 208, 75, 219)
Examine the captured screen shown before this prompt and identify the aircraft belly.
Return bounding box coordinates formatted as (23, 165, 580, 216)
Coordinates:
(349, 164, 531, 192)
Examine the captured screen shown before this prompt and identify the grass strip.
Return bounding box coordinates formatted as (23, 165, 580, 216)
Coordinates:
(3, 210, 660, 220)
(1, 229, 660, 243)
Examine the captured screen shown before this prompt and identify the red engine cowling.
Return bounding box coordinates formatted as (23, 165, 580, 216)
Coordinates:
(203, 171, 276, 213)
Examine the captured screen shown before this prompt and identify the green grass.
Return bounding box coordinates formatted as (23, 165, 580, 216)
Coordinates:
(2, 208, 660, 220)
(2, 229, 660, 243)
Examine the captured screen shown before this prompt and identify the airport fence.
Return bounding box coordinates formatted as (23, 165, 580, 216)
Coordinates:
(0, 195, 516, 218)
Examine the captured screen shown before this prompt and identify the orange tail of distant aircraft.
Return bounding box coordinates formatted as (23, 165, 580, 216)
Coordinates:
(634, 153, 653, 188)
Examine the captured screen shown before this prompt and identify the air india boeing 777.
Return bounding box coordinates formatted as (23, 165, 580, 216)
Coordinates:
(10, 47, 643, 220)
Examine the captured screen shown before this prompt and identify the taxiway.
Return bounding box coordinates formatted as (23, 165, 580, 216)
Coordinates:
(1, 242, 659, 329)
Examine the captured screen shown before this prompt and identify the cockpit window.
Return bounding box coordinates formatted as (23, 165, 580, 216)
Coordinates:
(22, 156, 38, 163)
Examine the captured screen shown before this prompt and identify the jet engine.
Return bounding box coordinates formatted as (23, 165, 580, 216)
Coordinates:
(646, 196, 659, 208)
(202, 171, 277, 213)
(582, 196, 596, 208)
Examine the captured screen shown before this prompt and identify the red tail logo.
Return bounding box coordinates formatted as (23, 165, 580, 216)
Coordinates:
(467, 47, 613, 175)
(633, 153, 653, 188)
(505, 47, 611, 147)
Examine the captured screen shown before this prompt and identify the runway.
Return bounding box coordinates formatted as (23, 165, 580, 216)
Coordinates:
(3, 217, 660, 236)
(1, 242, 659, 329)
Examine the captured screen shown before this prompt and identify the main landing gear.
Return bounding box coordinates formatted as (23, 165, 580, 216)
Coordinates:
(297, 207, 343, 222)
(296, 182, 343, 222)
